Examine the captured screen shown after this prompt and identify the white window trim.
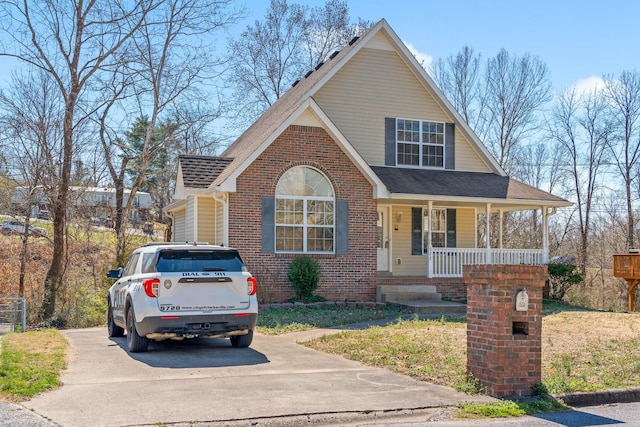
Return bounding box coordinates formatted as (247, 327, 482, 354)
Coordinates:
(275, 166, 336, 254)
(396, 117, 446, 169)
(422, 208, 446, 253)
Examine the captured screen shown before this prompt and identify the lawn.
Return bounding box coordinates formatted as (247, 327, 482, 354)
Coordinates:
(258, 303, 640, 396)
(3, 302, 640, 406)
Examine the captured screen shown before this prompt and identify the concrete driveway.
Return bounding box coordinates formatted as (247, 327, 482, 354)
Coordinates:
(23, 327, 493, 426)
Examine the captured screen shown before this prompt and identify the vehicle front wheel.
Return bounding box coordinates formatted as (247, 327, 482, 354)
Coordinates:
(230, 330, 253, 348)
(126, 305, 149, 353)
(107, 301, 124, 337)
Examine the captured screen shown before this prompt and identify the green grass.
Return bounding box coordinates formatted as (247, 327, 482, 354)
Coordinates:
(256, 304, 411, 335)
(0, 329, 67, 399)
(456, 397, 568, 418)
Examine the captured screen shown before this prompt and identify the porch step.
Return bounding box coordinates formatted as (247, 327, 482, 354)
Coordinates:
(391, 300, 467, 315)
(376, 285, 441, 303)
(377, 284, 466, 316)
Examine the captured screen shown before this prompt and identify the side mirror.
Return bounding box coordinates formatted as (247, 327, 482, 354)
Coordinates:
(106, 268, 123, 279)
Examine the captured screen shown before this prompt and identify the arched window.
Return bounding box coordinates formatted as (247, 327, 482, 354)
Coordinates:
(275, 166, 335, 253)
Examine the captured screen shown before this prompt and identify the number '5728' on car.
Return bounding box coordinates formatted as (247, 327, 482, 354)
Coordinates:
(106, 242, 258, 353)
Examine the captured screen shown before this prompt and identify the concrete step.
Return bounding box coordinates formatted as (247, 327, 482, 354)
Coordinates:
(376, 285, 442, 303)
(390, 300, 467, 315)
(383, 291, 442, 302)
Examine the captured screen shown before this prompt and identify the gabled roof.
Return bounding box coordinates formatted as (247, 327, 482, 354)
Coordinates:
(178, 155, 233, 189)
(371, 166, 570, 207)
(210, 19, 505, 193)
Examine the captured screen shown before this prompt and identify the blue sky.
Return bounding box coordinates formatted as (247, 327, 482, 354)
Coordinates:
(0, 1, 636, 94)
(241, 0, 640, 93)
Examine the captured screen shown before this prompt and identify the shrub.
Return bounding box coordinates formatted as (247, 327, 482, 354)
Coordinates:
(548, 263, 583, 301)
(287, 257, 321, 303)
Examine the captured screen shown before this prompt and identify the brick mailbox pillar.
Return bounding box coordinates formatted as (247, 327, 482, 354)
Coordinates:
(464, 264, 547, 398)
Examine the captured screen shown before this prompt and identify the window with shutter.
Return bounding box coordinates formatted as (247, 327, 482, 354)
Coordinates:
(274, 166, 334, 253)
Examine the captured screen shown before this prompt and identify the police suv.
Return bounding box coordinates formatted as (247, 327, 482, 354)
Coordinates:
(106, 242, 258, 353)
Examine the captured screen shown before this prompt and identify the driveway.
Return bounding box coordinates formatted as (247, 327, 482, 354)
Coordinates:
(22, 327, 493, 426)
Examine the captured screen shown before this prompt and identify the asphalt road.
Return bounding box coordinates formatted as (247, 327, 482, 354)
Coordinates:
(18, 327, 493, 427)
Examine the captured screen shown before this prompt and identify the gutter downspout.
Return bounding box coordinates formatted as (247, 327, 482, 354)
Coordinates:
(212, 191, 229, 246)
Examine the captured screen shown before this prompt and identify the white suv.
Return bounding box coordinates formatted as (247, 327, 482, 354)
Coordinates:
(106, 242, 258, 352)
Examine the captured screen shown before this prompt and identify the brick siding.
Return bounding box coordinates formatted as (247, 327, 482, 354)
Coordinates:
(228, 125, 377, 303)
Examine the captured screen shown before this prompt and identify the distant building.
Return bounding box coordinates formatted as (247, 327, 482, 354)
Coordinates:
(12, 186, 152, 222)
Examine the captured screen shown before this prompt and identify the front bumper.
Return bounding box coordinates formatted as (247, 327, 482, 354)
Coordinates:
(135, 312, 258, 338)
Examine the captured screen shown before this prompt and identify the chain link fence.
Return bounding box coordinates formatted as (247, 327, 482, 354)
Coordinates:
(0, 298, 27, 334)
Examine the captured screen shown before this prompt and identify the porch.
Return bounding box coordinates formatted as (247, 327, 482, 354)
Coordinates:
(428, 247, 545, 278)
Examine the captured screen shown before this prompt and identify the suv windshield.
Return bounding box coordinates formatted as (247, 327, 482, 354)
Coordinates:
(155, 250, 246, 273)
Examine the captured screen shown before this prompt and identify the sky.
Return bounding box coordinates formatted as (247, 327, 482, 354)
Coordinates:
(238, 0, 640, 94)
(0, 1, 637, 94)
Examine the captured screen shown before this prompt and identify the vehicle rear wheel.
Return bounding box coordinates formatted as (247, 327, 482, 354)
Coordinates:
(107, 300, 124, 337)
(230, 330, 253, 348)
(126, 305, 149, 353)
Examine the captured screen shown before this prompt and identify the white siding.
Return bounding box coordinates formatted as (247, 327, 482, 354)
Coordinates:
(185, 197, 196, 242)
(197, 196, 216, 244)
(173, 211, 186, 242)
(315, 47, 490, 173)
(215, 200, 224, 245)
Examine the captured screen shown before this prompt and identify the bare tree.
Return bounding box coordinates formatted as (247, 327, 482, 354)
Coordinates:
(484, 49, 552, 175)
(225, 0, 371, 129)
(603, 70, 640, 249)
(0, 0, 161, 320)
(548, 88, 612, 275)
(0, 70, 64, 298)
(94, 0, 238, 266)
(431, 46, 487, 135)
(431, 47, 551, 177)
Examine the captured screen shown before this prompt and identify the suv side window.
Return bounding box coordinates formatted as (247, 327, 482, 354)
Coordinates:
(122, 253, 140, 277)
(141, 253, 157, 274)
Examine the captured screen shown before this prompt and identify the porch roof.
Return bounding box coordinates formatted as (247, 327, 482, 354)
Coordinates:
(179, 155, 233, 189)
(370, 166, 570, 206)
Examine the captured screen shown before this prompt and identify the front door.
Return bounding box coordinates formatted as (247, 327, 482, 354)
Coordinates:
(377, 208, 389, 271)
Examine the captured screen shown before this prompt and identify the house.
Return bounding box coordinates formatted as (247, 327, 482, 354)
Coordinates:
(165, 19, 571, 303)
(12, 186, 153, 223)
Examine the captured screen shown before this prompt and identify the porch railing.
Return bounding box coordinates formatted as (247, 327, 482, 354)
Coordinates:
(428, 247, 546, 278)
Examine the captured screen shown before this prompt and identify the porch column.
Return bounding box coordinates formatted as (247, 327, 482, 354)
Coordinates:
(542, 206, 549, 264)
(485, 203, 492, 263)
(427, 200, 433, 278)
(498, 209, 504, 249)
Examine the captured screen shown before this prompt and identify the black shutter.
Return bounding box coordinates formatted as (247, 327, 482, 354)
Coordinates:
(446, 208, 456, 248)
(445, 123, 455, 170)
(336, 200, 349, 254)
(385, 117, 396, 166)
(261, 197, 275, 253)
(411, 207, 423, 255)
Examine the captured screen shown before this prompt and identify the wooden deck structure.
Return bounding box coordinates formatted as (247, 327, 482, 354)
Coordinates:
(613, 253, 640, 312)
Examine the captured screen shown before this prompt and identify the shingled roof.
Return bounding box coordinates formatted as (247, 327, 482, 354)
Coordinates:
(178, 155, 233, 189)
(370, 166, 568, 204)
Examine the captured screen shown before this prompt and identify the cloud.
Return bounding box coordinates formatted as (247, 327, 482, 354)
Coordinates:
(403, 40, 433, 70)
(571, 76, 604, 96)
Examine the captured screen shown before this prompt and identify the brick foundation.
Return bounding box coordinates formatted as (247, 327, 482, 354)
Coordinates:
(464, 264, 546, 398)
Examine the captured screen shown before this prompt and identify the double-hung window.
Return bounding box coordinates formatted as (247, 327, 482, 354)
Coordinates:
(397, 118, 445, 168)
(424, 208, 446, 250)
(275, 166, 335, 253)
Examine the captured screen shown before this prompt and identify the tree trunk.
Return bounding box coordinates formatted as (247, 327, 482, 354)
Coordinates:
(627, 179, 635, 249)
(41, 91, 75, 320)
